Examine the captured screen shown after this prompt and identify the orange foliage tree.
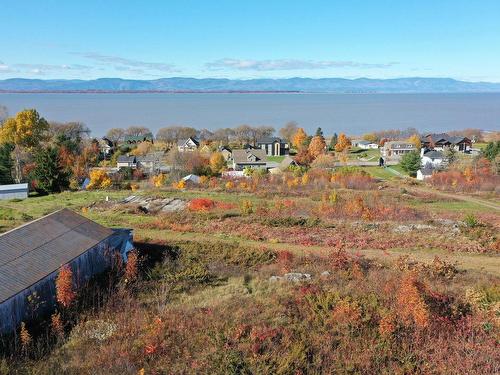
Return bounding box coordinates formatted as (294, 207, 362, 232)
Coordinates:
(125, 250, 139, 282)
(308, 135, 326, 159)
(292, 128, 308, 150)
(334, 133, 351, 152)
(56, 264, 76, 308)
(396, 272, 430, 329)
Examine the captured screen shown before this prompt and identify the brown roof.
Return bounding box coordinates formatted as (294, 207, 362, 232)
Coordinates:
(232, 149, 268, 165)
(0, 209, 114, 304)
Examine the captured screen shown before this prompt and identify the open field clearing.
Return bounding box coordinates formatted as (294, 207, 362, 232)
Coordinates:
(1, 172, 499, 374)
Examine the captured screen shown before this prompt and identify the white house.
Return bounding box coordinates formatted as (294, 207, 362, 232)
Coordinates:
(117, 155, 137, 169)
(421, 149, 444, 168)
(177, 137, 200, 152)
(417, 166, 435, 181)
(0, 183, 28, 200)
(352, 140, 378, 149)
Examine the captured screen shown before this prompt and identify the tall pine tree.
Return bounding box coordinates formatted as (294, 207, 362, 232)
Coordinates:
(30, 147, 69, 194)
(0, 143, 14, 184)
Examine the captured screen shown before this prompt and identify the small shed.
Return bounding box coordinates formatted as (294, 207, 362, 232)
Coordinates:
(0, 183, 28, 200)
(182, 174, 201, 185)
(0, 209, 134, 333)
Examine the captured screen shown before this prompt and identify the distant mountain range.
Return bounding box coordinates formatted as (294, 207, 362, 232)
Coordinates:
(1, 77, 500, 93)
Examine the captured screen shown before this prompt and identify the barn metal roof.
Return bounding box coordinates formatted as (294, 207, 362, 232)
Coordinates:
(0, 209, 114, 304)
(0, 183, 28, 192)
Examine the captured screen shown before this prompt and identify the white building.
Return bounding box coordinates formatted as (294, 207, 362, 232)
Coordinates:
(177, 137, 200, 152)
(0, 183, 28, 200)
(352, 140, 379, 149)
(421, 149, 444, 168)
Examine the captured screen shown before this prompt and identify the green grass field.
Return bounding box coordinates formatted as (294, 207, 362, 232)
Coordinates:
(267, 155, 286, 162)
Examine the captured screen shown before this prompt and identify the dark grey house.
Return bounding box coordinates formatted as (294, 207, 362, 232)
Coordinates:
(0, 209, 133, 333)
(256, 137, 289, 156)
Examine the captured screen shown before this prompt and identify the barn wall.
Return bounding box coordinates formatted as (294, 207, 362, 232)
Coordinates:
(0, 229, 133, 334)
(0, 190, 28, 200)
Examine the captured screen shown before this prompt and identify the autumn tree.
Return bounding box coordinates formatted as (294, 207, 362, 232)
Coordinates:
(132, 141, 154, 156)
(56, 265, 76, 308)
(125, 126, 152, 137)
(212, 128, 235, 145)
(279, 121, 298, 142)
(310, 153, 336, 168)
(334, 133, 351, 152)
(292, 128, 308, 150)
(407, 134, 421, 149)
(105, 128, 126, 144)
(86, 169, 112, 190)
(0, 109, 49, 182)
(308, 135, 326, 159)
(362, 133, 378, 143)
(210, 152, 226, 174)
(49, 122, 90, 143)
(156, 126, 197, 144)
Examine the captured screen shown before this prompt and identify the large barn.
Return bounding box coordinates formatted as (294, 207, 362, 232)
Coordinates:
(0, 209, 133, 333)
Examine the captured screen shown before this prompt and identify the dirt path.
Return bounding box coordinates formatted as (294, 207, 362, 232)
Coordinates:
(408, 185, 500, 211)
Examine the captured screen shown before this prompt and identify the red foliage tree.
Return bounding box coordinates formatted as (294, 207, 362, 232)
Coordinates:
(56, 264, 76, 308)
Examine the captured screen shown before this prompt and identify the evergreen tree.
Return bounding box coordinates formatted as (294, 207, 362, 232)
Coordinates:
(400, 151, 421, 177)
(0, 143, 14, 184)
(483, 141, 500, 162)
(30, 147, 69, 194)
(315, 127, 324, 137)
(329, 133, 338, 150)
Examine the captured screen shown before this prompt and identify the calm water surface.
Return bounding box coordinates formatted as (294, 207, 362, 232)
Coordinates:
(0, 93, 499, 136)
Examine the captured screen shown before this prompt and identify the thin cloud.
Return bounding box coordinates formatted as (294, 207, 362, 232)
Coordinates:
(206, 58, 398, 71)
(75, 52, 178, 73)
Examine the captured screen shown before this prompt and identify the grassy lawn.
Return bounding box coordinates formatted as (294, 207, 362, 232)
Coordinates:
(348, 147, 380, 161)
(359, 166, 399, 180)
(267, 155, 285, 162)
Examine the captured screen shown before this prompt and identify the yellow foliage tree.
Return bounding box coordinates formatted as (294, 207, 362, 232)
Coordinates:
(86, 169, 112, 190)
(131, 142, 154, 156)
(362, 133, 378, 143)
(407, 134, 422, 149)
(335, 133, 352, 152)
(292, 128, 308, 150)
(151, 173, 167, 187)
(308, 135, 327, 159)
(0, 109, 49, 182)
(174, 179, 186, 189)
(210, 152, 226, 174)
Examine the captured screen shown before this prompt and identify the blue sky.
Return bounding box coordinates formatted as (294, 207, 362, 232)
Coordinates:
(1, 0, 500, 81)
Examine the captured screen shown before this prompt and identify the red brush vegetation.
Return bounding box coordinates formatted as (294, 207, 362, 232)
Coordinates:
(188, 198, 216, 211)
(429, 158, 499, 192)
(55, 264, 76, 308)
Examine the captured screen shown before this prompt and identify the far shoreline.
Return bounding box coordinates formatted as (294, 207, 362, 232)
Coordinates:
(1, 90, 500, 95)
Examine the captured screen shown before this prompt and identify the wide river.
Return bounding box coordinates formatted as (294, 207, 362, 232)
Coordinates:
(0, 93, 499, 137)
